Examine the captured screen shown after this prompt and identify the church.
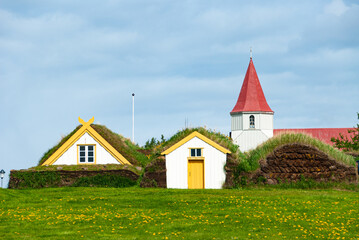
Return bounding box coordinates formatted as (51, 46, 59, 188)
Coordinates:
(230, 56, 353, 152)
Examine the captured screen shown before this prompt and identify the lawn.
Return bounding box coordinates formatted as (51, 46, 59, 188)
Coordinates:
(0, 188, 358, 239)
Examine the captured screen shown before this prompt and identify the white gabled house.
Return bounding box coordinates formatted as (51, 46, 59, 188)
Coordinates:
(161, 131, 231, 189)
(41, 117, 131, 166)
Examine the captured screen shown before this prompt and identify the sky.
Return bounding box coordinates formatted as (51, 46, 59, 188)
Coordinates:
(0, 0, 358, 187)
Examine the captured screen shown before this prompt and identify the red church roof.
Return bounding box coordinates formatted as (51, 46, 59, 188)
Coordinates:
(274, 128, 355, 145)
(231, 58, 273, 114)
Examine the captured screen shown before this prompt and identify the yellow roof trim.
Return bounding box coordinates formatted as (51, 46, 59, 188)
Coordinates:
(42, 117, 131, 165)
(161, 131, 231, 155)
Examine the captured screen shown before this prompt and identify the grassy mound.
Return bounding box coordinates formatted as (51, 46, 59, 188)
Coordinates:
(38, 124, 149, 167)
(91, 125, 148, 166)
(240, 133, 356, 172)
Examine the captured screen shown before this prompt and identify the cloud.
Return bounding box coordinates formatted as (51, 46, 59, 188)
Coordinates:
(324, 0, 349, 16)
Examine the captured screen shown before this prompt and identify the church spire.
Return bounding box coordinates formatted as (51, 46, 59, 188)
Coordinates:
(231, 57, 273, 113)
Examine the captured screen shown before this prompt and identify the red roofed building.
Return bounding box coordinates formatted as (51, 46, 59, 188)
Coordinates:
(230, 56, 353, 152)
(274, 128, 355, 146)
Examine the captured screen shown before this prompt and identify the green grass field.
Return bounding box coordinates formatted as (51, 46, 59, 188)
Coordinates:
(1, 188, 358, 239)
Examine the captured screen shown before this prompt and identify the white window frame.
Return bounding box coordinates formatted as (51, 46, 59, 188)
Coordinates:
(78, 145, 96, 164)
(189, 148, 203, 157)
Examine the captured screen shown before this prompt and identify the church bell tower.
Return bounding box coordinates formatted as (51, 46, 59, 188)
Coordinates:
(230, 56, 274, 152)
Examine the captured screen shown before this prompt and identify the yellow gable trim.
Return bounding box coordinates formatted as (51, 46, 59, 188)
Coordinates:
(161, 131, 231, 155)
(42, 117, 131, 166)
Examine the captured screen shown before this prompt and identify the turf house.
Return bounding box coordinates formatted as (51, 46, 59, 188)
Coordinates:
(162, 131, 231, 189)
(41, 117, 131, 166)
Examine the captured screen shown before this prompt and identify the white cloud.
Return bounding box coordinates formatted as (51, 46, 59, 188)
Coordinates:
(288, 47, 359, 70)
(324, 0, 349, 16)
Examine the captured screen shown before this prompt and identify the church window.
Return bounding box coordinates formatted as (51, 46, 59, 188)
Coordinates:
(78, 145, 95, 163)
(249, 115, 255, 128)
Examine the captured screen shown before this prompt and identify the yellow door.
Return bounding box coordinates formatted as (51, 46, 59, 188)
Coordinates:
(188, 160, 204, 189)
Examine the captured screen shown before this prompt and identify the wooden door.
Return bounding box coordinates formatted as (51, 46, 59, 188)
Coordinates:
(188, 160, 204, 189)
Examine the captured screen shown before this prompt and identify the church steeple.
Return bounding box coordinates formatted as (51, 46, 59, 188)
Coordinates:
(231, 58, 273, 113)
(230, 55, 274, 152)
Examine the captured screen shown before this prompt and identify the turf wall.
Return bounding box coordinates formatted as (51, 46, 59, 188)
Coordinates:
(8, 169, 139, 189)
(245, 144, 358, 184)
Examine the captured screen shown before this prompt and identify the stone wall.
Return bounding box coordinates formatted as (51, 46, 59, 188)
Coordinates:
(140, 158, 167, 188)
(251, 144, 357, 184)
(8, 169, 139, 189)
(224, 155, 239, 188)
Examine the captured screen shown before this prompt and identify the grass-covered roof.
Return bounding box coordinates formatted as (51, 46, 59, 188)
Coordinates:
(38, 124, 149, 167)
(240, 132, 356, 172)
(159, 127, 242, 160)
(28, 164, 142, 175)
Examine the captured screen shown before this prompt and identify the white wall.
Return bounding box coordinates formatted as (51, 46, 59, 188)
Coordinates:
(232, 130, 272, 152)
(165, 137, 227, 189)
(53, 132, 120, 165)
(231, 112, 273, 152)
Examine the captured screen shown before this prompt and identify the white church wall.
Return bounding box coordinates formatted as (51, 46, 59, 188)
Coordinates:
(53, 132, 120, 165)
(259, 114, 274, 130)
(231, 112, 273, 131)
(165, 137, 227, 189)
(232, 130, 270, 152)
(231, 114, 243, 131)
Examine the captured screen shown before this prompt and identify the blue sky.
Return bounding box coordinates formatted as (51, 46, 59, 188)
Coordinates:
(0, 0, 358, 187)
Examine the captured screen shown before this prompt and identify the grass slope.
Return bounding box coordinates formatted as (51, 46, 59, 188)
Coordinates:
(91, 125, 148, 166)
(240, 133, 356, 172)
(39, 125, 81, 165)
(1, 188, 358, 239)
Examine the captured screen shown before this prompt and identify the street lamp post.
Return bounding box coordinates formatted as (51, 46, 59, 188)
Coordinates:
(0, 169, 5, 188)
